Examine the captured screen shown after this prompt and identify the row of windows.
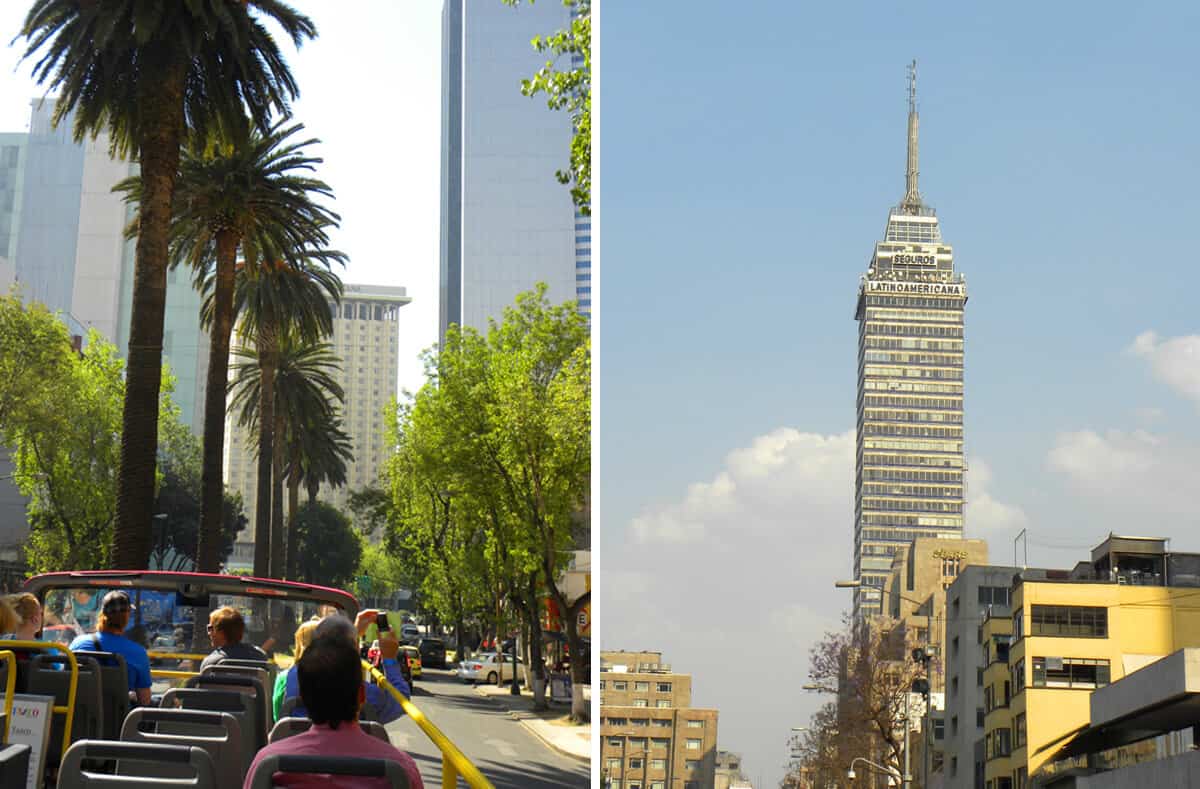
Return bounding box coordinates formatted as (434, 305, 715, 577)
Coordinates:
(865, 308, 964, 324)
(863, 498, 963, 514)
(601, 680, 673, 692)
(863, 438, 962, 453)
(865, 296, 966, 310)
(863, 468, 963, 483)
(604, 736, 671, 749)
(865, 366, 963, 381)
(985, 727, 1011, 760)
(864, 409, 963, 424)
(864, 337, 963, 352)
(861, 380, 963, 395)
(863, 424, 964, 439)
(861, 453, 963, 469)
(574, 222, 590, 231)
(863, 395, 962, 411)
(1032, 657, 1110, 689)
(865, 322, 964, 338)
(861, 483, 962, 498)
(576, 259, 591, 268)
(860, 514, 962, 529)
(605, 717, 705, 729)
(860, 526, 962, 543)
(1016, 605, 1108, 638)
(862, 351, 963, 366)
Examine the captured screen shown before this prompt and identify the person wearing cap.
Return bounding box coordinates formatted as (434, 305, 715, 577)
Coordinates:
(69, 591, 152, 705)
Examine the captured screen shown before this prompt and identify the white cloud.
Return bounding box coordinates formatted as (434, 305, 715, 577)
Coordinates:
(1130, 331, 1200, 405)
(605, 427, 1025, 783)
(1046, 429, 1200, 520)
(965, 457, 1028, 537)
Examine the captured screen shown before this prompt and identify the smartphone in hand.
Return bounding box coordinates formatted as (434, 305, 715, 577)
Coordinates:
(376, 612, 390, 632)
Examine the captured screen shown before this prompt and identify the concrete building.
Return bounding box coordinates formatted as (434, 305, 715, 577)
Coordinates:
(940, 563, 1020, 789)
(853, 64, 967, 616)
(601, 650, 720, 789)
(223, 283, 409, 568)
(439, 0, 583, 346)
(714, 751, 752, 789)
(968, 535, 1200, 789)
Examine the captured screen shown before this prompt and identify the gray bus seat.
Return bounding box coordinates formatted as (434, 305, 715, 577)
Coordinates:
(57, 740, 216, 788)
(199, 663, 271, 724)
(73, 650, 129, 741)
(160, 687, 258, 777)
(248, 753, 409, 789)
(280, 694, 383, 723)
(0, 743, 31, 787)
(268, 716, 391, 745)
(120, 707, 244, 788)
(30, 652, 103, 766)
(216, 657, 278, 687)
(185, 671, 267, 750)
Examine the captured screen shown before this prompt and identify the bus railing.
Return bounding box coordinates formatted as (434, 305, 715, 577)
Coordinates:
(0, 650, 14, 742)
(0, 640, 78, 758)
(365, 660, 494, 789)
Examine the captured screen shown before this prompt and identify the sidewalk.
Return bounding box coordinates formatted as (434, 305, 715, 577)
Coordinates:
(473, 682, 591, 762)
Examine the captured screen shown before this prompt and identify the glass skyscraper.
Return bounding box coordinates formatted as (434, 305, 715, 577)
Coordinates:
(854, 64, 966, 616)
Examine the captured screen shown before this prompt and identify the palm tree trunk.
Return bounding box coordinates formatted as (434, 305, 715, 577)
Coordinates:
(112, 53, 187, 569)
(253, 323, 277, 578)
(269, 410, 286, 579)
(196, 230, 238, 572)
(286, 446, 301, 580)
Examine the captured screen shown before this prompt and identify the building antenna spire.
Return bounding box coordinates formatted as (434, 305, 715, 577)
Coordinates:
(901, 59, 924, 215)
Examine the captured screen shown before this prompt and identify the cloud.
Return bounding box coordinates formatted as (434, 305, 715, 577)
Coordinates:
(965, 457, 1028, 537)
(1046, 429, 1200, 520)
(1129, 331, 1200, 404)
(605, 426, 1024, 784)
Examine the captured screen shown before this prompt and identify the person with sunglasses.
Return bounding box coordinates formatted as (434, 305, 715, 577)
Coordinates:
(201, 606, 268, 670)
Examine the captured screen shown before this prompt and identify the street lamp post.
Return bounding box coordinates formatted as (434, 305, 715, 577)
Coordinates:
(847, 756, 902, 784)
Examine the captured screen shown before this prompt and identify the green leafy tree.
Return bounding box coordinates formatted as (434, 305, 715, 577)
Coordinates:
(291, 501, 362, 590)
(504, 0, 591, 212)
(18, 0, 319, 568)
(116, 121, 340, 573)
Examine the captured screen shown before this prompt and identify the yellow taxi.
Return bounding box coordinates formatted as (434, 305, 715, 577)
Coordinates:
(401, 644, 423, 679)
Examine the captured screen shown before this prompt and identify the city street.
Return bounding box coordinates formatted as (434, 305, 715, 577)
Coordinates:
(386, 668, 589, 788)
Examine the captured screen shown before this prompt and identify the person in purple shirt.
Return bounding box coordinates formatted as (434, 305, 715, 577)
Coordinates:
(280, 611, 409, 723)
(244, 634, 423, 788)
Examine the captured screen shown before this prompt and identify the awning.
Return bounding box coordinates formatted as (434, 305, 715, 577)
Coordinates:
(1041, 691, 1200, 761)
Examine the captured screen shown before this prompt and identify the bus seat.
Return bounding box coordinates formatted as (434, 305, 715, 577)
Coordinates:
(0, 743, 31, 787)
(73, 650, 129, 741)
(57, 740, 216, 788)
(160, 687, 257, 778)
(247, 753, 409, 789)
(216, 657, 278, 687)
(268, 716, 391, 745)
(199, 663, 272, 725)
(120, 707, 244, 788)
(185, 671, 267, 751)
(29, 652, 103, 766)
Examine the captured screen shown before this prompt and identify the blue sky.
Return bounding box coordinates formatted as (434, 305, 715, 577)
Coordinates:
(601, 2, 1200, 784)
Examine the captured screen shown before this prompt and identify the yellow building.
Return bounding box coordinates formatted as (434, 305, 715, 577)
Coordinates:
(984, 536, 1200, 789)
(981, 611, 1014, 789)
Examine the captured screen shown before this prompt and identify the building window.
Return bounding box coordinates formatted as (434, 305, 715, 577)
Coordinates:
(979, 586, 1011, 607)
(650, 782, 664, 789)
(629, 738, 646, 749)
(633, 699, 648, 707)
(635, 681, 649, 692)
(656, 700, 670, 708)
(657, 682, 672, 692)
(1030, 605, 1107, 638)
(599, 681, 606, 690)
(686, 739, 701, 750)
(1031, 657, 1110, 689)
(629, 758, 642, 769)
(686, 720, 704, 729)
(1011, 659, 1025, 696)
(651, 738, 669, 748)
(650, 760, 666, 770)
(631, 719, 648, 727)
(607, 737, 622, 746)
(608, 718, 627, 726)
(651, 719, 671, 728)
(685, 761, 699, 771)
(614, 681, 627, 691)
(605, 758, 620, 771)
(1014, 714, 1026, 747)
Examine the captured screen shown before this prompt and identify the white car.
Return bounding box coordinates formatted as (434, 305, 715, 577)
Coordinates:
(457, 652, 523, 684)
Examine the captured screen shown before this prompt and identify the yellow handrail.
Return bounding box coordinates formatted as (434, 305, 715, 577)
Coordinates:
(0, 650, 14, 743)
(0, 640, 78, 758)
(363, 660, 495, 789)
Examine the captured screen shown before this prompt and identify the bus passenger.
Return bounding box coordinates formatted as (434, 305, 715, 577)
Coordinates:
(69, 591, 152, 706)
(4, 593, 44, 640)
(201, 606, 268, 670)
(273, 617, 320, 720)
(0, 596, 20, 638)
(244, 634, 423, 788)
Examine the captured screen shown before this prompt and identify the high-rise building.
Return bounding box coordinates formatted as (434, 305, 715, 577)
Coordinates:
(223, 283, 410, 569)
(854, 63, 967, 616)
(439, 0, 583, 346)
(600, 650, 720, 789)
(10, 100, 210, 431)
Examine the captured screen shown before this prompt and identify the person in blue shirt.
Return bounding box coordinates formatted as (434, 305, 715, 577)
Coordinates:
(69, 590, 152, 705)
(280, 609, 410, 723)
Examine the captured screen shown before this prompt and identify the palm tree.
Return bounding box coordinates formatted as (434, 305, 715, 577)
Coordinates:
(288, 415, 354, 578)
(117, 122, 340, 572)
(227, 253, 343, 577)
(19, 0, 317, 568)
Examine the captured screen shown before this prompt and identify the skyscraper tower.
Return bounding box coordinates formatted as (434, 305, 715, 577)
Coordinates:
(853, 62, 966, 617)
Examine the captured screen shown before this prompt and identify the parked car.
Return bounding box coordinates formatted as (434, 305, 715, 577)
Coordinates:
(400, 623, 420, 642)
(457, 651, 523, 684)
(417, 637, 447, 669)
